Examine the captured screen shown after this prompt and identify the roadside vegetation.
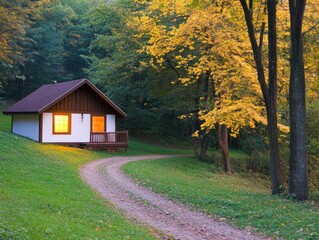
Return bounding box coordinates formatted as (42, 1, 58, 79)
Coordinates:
(123, 157, 319, 239)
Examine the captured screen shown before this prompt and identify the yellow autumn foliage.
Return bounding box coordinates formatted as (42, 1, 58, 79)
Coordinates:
(130, 0, 298, 136)
(0, 0, 53, 64)
(0, 6, 26, 63)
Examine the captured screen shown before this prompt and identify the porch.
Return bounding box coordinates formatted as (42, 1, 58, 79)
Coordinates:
(85, 131, 128, 150)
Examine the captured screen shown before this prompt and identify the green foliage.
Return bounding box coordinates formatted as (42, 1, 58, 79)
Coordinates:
(62, 0, 97, 80)
(84, 0, 198, 141)
(1, 0, 95, 99)
(308, 155, 319, 191)
(123, 157, 319, 239)
(85, 0, 142, 86)
(61, 0, 96, 15)
(0, 0, 32, 95)
(305, 99, 319, 189)
(307, 100, 319, 155)
(21, 2, 76, 92)
(0, 0, 29, 64)
(300, 99, 319, 191)
(63, 22, 93, 79)
(239, 129, 269, 173)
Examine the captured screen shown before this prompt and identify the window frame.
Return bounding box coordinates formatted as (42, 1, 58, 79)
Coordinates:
(91, 115, 106, 133)
(52, 113, 71, 135)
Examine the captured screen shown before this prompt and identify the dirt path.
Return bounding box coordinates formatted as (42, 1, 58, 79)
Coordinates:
(80, 155, 264, 240)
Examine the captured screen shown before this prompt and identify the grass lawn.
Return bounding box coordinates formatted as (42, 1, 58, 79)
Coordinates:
(124, 137, 193, 156)
(123, 157, 319, 239)
(2, 108, 319, 240)
(0, 112, 10, 132)
(0, 113, 159, 239)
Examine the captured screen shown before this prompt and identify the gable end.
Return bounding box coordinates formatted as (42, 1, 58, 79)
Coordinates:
(47, 85, 117, 115)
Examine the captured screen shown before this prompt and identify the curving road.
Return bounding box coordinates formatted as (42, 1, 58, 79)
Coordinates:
(80, 155, 264, 240)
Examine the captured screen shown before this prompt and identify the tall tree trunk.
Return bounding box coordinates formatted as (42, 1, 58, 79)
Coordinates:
(193, 112, 202, 160)
(218, 124, 230, 173)
(239, 0, 283, 194)
(198, 71, 211, 161)
(193, 136, 199, 158)
(267, 0, 283, 193)
(200, 137, 207, 161)
(194, 87, 207, 161)
(288, 0, 308, 200)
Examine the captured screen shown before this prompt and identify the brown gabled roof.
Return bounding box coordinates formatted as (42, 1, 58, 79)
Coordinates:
(3, 79, 126, 118)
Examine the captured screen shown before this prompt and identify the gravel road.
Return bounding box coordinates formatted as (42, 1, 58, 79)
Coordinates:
(80, 155, 264, 240)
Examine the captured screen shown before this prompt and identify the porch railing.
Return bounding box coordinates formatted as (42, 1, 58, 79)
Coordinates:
(90, 131, 128, 145)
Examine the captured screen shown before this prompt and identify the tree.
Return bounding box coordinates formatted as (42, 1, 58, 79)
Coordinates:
(62, 0, 97, 79)
(131, 0, 267, 166)
(239, 0, 284, 194)
(21, 2, 75, 93)
(217, 124, 230, 173)
(0, 0, 30, 63)
(85, 0, 197, 140)
(303, 1, 319, 100)
(0, 0, 32, 94)
(288, 0, 308, 200)
(1, 0, 95, 98)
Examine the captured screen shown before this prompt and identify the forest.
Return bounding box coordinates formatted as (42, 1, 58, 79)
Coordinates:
(1, 0, 319, 201)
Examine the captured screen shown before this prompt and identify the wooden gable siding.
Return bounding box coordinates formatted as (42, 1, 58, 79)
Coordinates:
(47, 85, 116, 114)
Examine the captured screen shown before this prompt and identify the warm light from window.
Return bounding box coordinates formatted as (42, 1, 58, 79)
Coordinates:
(54, 114, 70, 133)
(92, 116, 105, 132)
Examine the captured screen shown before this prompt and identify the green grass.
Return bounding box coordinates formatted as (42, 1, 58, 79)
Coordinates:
(2, 110, 319, 239)
(0, 114, 10, 132)
(125, 137, 193, 156)
(123, 157, 319, 239)
(0, 108, 11, 132)
(0, 114, 158, 239)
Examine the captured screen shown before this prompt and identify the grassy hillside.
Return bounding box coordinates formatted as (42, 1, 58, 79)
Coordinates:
(0, 112, 10, 132)
(0, 111, 192, 239)
(125, 137, 193, 156)
(0, 114, 159, 239)
(123, 158, 319, 239)
(2, 109, 319, 239)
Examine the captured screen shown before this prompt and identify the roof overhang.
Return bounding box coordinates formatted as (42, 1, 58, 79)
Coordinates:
(3, 79, 127, 118)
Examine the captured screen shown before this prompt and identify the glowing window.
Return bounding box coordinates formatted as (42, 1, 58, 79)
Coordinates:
(92, 116, 105, 132)
(53, 114, 71, 134)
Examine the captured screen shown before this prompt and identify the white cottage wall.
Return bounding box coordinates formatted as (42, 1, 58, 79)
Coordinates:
(12, 114, 39, 141)
(42, 113, 91, 143)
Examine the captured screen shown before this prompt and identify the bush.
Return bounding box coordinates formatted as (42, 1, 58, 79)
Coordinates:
(308, 155, 319, 191)
(239, 130, 269, 174)
(307, 100, 319, 155)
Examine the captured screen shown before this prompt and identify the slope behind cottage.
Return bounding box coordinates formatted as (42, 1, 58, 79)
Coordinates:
(3, 79, 128, 149)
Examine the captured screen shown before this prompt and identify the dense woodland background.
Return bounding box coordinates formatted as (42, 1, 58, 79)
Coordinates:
(1, 0, 319, 198)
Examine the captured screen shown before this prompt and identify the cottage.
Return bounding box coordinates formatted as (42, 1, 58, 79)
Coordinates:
(3, 79, 128, 149)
